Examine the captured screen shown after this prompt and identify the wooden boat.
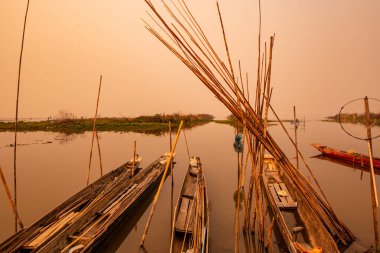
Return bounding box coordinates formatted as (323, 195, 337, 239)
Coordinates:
(262, 154, 342, 253)
(313, 154, 380, 175)
(170, 156, 208, 253)
(0, 153, 173, 253)
(312, 143, 380, 169)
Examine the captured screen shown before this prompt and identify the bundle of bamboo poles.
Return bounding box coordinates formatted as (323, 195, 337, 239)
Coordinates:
(143, 0, 354, 249)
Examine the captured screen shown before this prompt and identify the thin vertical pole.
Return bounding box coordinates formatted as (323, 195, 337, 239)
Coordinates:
(169, 121, 173, 177)
(87, 75, 102, 185)
(14, 0, 30, 232)
(364, 96, 379, 250)
(293, 106, 299, 170)
(95, 131, 103, 177)
(132, 140, 136, 177)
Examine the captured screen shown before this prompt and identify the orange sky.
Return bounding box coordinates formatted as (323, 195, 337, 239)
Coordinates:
(0, 0, 379, 120)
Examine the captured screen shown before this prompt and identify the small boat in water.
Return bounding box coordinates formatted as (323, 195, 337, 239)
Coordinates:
(170, 156, 208, 253)
(312, 143, 380, 170)
(0, 153, 173, 253)
(262, 154, 343, 253)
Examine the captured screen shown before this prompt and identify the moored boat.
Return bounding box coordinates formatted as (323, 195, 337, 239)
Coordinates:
(262, 154, 342, 253)
(0, 153, 173, 253)
(170, 156, 208, 253)
(312, 143, 380, 169)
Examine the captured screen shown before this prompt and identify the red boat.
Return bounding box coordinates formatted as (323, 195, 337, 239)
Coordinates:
(312, 143, 380, 170)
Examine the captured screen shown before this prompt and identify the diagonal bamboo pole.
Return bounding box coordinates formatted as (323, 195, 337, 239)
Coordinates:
(0, 165, 24, 228)
(87, 75, 102, 185)
(140, 120, 184, 246)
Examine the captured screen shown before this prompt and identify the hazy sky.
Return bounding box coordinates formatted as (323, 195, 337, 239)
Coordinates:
(0, 0, 379, 120)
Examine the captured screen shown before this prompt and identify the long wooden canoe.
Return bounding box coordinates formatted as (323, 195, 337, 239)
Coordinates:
(312, 143, 380, 169)
(0, 153, 173, 253)
(170, 156, 208, 253)
(262, 154, 342, 253)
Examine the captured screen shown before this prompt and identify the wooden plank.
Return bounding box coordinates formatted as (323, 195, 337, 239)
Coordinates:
(279, 183, 297, 208)
(268, 184, 283, 208)
(182, 175, 197, 198)
(175, 198, 190, 231)
(273, 183, 289, 208)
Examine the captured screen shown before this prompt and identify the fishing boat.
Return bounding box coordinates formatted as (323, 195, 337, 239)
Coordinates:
(262, 154, 342, 253)
(312, 143, 380, 169)
(170, 156, 208, 253)
(0, 153, 173, 253)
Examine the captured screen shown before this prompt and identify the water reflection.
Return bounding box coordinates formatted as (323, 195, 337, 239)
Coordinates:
(54, 132, 78, 144)
(0, 122, 379, 252)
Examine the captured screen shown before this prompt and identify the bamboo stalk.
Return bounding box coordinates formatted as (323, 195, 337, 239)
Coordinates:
(87, 75, 102, 185)
(169, 121, 173, 177)
(132, 140, 137, 177)
(293, 106, 299, 170)
(364, 96, 379, 249)
(143, 0, 354, 245)
(95, 131, 103, 177)
(13, 0, 30, 232)
(0, 165, 24, 228)
(140, 120, 184, 246)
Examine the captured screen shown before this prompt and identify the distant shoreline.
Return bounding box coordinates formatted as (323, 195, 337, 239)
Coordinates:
(0, 114, 214, 134)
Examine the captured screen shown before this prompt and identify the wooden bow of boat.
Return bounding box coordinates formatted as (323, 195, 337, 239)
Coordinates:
(262, 154, 341, 253)
(170, 156, 208, 253)
(0, 153, 173, 253)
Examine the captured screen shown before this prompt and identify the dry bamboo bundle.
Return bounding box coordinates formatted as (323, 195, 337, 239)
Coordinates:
(143, 0, 354, 247)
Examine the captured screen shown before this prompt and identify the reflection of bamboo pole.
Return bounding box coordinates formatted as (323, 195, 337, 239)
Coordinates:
(87, 75, 102, 185)
(0, 165, 24, 228)
(14, 0, 30, 232)
(140, 121, 184, 246)
(364, 96, 379, 249)
(132, 140, 136, 177)
(169, 121, 173, 177)
(293, 106, 299, 170)
(95, 131, 103, 177)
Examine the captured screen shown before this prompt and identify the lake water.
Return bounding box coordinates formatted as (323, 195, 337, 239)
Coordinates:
(0, 121, 378, 252)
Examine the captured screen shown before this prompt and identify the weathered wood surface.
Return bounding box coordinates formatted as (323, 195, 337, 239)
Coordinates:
(0, 155, 172, 253)
(171, 157, 208, 253)
(262, 155, 340, 253)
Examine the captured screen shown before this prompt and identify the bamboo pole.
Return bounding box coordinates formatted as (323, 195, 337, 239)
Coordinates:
(140, 120, 184, 246)
(293, 106, 299, 170)
(13, 0, 30, 232)
(0, 165, 24, 228)
(95, 131, 103, 177)
(364, 96, 379, 250)
(87, 75, 102, 185)
(132, 140, 137, 177)
(169, 121, 173, 177)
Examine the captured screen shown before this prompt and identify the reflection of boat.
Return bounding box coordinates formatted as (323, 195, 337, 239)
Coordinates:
(262, 154, 341, 253)
(312, 143, 380, 170)
(313, 154, 380, 175)
(0, 153, 172, 252)
(170, 156, 208, 253)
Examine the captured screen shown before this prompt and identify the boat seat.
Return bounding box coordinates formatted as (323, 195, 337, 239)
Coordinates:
(268, 182, 297, 209)
(175, 197, 194, 233)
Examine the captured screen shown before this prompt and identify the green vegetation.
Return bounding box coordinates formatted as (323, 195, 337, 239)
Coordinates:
(326, 113, 380, 125)
(214, 114, 278, 129)
(0, 113, 214, 135)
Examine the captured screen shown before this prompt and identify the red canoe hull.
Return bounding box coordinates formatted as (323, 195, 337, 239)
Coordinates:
(312, 143, 380, 169)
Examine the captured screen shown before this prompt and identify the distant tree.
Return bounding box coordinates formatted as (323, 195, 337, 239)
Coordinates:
(56, 110, 75, 123)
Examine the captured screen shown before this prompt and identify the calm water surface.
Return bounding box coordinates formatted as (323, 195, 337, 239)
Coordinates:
(0, 121, 378, 252)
